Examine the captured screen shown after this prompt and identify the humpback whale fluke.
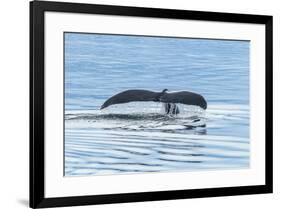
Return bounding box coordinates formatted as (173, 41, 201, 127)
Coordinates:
(100, 89, 207, 113)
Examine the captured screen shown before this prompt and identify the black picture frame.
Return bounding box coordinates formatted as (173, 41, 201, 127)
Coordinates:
(30, 1, 273, 208)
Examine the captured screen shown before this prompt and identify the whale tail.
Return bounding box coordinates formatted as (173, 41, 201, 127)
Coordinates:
(100, 89, 207, 113)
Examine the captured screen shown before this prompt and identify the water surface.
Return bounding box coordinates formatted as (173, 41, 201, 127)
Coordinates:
(64, 33, 250, 176)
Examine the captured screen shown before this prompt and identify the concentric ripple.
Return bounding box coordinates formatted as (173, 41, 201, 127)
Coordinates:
(64, 104, 249, 176)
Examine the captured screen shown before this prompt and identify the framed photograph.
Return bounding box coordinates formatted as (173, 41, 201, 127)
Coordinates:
(30, 0, 273, 208)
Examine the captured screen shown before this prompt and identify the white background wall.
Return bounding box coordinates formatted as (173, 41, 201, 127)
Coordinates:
(0, 0, 279, 208)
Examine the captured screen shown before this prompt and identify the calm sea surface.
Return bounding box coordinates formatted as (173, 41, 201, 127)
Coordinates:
(64, 33, 250, 176)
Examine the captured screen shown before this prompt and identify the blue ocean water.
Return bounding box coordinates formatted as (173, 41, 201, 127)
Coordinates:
(64, 33, 250, 176)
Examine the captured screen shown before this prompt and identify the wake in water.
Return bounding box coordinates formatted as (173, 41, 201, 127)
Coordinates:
(65, 102, 207, 134)
(64, 103, 249, 176)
